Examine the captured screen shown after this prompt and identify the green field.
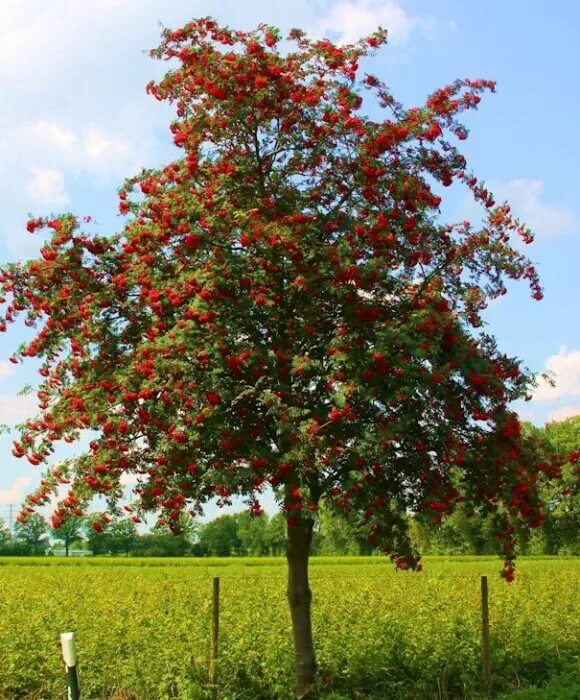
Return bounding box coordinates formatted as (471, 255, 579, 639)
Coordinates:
(0, 556, 577, 699)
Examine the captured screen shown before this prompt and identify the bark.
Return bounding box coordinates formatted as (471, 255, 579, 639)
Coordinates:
(286, 518, 317, 696)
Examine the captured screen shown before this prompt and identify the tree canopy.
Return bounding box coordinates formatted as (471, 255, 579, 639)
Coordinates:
(1, 19, 564, 574)
(1, 17, 576, 693)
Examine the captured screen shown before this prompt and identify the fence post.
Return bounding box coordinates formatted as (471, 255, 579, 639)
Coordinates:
(209, 576, 220, 690)
(481, 576, 492, 694)
(60, 632, 81, 700)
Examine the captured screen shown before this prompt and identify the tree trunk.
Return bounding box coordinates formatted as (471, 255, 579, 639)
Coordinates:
(286, 519, 317, 696)
(65, 536, 69, 557)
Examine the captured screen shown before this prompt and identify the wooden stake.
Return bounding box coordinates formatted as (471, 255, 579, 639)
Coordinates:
(481, 576, 492, 694)
(209, 577, 220, 689)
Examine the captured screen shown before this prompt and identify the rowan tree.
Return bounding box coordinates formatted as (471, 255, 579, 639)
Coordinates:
(1, 18, 574, 694)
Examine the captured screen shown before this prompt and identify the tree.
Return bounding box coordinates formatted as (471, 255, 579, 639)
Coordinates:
(236, 511, 269, 555)
(537, 417, 579, 554)
(109, 519, 139, 556)
(316, 498, 366, 555)
(14, 513, 48, 555)
(134, 530, 191, 556)
(0, 517, 14, 554)
(265, 512, 287, 556)
(408, 507, 492, 555)
(150, 511, 199, 555)
(1, 18, 571, 694)
(84, 514, 112, 555)
(407, 514, 430, 553)
(423, 506, 483, 554)
(51, 515, 83, 556)
(0, 518, 10, 542)
(544, 415, 580, 456)
(199, 513, 242, 556)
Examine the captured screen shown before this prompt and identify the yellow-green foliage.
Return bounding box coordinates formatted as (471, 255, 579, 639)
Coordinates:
(0, 557, 577, 699)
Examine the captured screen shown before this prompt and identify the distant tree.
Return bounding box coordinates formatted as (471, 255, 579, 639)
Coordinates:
(544, 415, 580, 455)
(411, 419, 579, 556)
(0, 517, 10, 543)
(424, 511, 468, 554)
(199, 514, 241, 557)
(266, 513, 287, 556)
(542, 416, 580, 554)
(407, 515, 431, 553)
(150, 512, 199, 555)
(236, 511, 269, 555)
(131, 531, 177, 557)
(51, 515, 84, 556)
(109, 519, 139, 556)
(0, 517, 13, 553)
(514, 418, 579, 554)
(14, 513, 48, 555)
(84, 514, 112, 555)
(520, 421, 553, 455)
(429, 507, 494, 555)
(316, 499, 366, 555)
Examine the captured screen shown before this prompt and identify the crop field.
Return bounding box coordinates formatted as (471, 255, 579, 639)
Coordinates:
(0, 556, 577, 699)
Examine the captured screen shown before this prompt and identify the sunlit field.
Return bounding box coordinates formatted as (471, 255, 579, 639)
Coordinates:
(0, 556, 578, 699)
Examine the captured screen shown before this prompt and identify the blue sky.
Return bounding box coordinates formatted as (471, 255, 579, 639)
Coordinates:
(0, 0, 578, 520)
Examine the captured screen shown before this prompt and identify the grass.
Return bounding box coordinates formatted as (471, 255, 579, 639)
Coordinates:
(0, 556, 577, 699)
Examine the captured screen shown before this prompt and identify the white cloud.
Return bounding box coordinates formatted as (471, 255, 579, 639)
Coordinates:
(0, 362, 15, 382)
(515, 407, 539, 424)
(120, 472, 139, 487)
(26, 168, 69, 205)
(0, 1, 140, 84)
(311, 0, 435, 45)
(81, 126, 133, 166)
(0, 394, 39, 427)
(25, 121, 77, 151)
(41, 482, 69, 515)
(494, 179, 577, 237)
(0, 476, 33, 505)
(0, 1, 174, 256)
(0, 0, 434, 261)
(12, 120, 141, 177)
(532, 348, 580, 402)
(547, 405, 580, 423)
(457, 179, 577, 239)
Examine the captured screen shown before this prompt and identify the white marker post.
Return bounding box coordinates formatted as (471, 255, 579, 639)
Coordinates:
(60, 632, 81, 700)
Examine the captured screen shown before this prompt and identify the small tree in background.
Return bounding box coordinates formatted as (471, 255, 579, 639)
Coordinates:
(199, 513, 242, 556)
(316, 499, 367, 555)
(0, 518, 14, 554)
(151, 511, 199, 555)
(236, 511, 270, 555)
(109, 519, 139, 556)
(14, 513, 48, 555)
(84, 513, 112, 555)
(523, 417, 580, 554)
(266, 512, 287, 556)
(51, 515, 83, 556)
(1, 18, 574, 693)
